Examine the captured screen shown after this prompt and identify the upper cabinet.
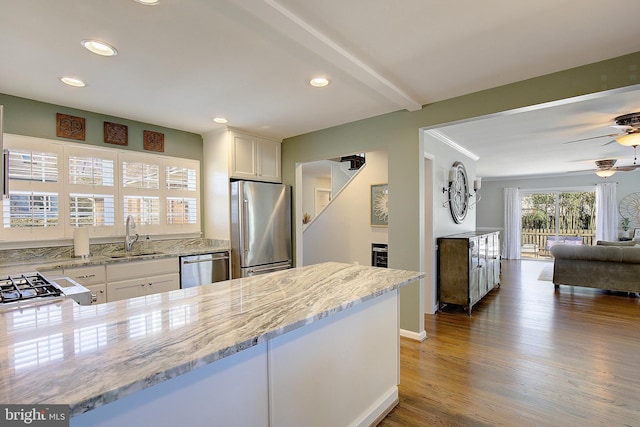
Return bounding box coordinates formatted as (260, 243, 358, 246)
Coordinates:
(229, 131, 281, 182)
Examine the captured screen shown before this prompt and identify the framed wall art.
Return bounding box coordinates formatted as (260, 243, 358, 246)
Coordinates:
(143, 130, 165, 152)
(371, 183, 389, 227)
(56, 113, 86, 141)
(104, 121, 128, 146)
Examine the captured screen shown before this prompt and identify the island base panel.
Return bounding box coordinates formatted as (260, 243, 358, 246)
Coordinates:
(71, 342, 269, 427)
(268, 290, 399, 427)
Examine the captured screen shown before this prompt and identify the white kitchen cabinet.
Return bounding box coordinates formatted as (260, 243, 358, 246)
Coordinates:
(106, 273, 179, 302)
(106, 258, 180, 302)
(229, 131, 281, 182)
(63, 265, 107, 305)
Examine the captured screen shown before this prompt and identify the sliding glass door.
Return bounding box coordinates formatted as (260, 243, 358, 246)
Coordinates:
(520, 191, 595, 259)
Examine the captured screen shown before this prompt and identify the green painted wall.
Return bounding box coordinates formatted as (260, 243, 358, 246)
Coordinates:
(0, 92, 205, 232)
(0, 93, 203, 160)
(282, 51, 640, 333)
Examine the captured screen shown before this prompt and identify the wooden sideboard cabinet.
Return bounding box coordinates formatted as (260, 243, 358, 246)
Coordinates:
(437, 230, 501, 314)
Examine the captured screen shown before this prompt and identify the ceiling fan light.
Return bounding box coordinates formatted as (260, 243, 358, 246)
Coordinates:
(595, 169, 616, 178)
(615, 132, 640, 147)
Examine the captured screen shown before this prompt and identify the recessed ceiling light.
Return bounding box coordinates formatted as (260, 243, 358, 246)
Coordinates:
(134, 0, 159, 4)
(309, 77, 330, 88)
(81, 39, 118, 57)
(213, 117, 228, 124)
(59, 76, 86, 87)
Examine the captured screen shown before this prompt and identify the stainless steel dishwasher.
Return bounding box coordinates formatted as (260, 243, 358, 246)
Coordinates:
(180, 251, 230, 288)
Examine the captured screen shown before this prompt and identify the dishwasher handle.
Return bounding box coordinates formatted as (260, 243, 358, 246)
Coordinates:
(181, 253, 229, 265)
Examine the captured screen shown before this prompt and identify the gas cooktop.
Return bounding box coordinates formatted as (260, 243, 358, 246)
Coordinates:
(0, 273, 94, 310)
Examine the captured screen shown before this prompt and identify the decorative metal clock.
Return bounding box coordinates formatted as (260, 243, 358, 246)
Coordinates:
(619, 192, 640, 225)
(447, 161, 470, 224)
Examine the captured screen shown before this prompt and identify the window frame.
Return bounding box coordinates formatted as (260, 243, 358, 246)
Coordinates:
(1, 134, 201, 242)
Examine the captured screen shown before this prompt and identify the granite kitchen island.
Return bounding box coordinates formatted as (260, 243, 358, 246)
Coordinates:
(0, 262, 423, 427)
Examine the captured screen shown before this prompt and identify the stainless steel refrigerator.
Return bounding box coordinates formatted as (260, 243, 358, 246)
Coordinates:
(230, 180, 292, 278)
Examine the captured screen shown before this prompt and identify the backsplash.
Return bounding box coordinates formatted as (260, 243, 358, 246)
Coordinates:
(0, 238, 229, 266)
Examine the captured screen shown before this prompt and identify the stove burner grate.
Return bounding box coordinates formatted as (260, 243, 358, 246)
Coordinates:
(0, 274, 63, 304)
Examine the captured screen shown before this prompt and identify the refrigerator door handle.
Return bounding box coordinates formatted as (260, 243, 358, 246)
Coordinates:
(247, 261, 291, 275)
(242, 199, 249, 258)
(3, 149, 9, 198)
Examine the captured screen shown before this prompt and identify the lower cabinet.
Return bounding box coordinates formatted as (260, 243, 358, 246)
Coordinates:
(106, 258, 180, 303)
(437, 230, 501, 314)
(107, 273, 180, 302)
(63, 265, 107, 305)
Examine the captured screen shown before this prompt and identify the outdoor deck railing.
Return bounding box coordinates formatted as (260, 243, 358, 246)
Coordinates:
(521, 228, 595, 258)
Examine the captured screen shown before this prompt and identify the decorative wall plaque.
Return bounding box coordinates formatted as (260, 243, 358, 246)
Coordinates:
(104, 121, 128, 146)
(143, 130, 165, 152)
(56, 113, 86, 140)
(371, 183, 389, 227)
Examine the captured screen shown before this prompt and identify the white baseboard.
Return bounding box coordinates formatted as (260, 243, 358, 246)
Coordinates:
(355, 386, 399, 427)
(400, 328, 427, 342)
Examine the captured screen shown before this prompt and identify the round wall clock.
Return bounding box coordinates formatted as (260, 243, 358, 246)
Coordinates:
(619, 192, 640, 225)
(448, 161, 470, 224)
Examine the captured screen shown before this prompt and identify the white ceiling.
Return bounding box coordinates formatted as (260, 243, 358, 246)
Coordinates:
(1, 0, 640, 177)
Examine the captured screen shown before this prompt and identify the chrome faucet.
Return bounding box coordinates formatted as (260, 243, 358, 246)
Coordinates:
(125, 215, 139, 252)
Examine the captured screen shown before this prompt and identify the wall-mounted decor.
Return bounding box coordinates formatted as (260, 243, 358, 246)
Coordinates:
(56, 113, 86, 140)
(445, 161, 470, 224)
(143, 130, 164, 152)
(104, 121, 128, 146)
(371, 183, 388, 227)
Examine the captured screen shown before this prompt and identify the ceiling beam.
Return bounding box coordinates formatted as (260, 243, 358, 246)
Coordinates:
(230, 0, 423, 112)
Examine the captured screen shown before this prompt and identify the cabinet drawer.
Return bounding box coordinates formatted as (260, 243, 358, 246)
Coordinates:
(63, 265, 106, 286)
(107, 257, 179, 282)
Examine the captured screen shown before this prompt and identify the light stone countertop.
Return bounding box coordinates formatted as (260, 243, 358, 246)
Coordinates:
(0, 262, 424, 417)
(0, 238, 230, 276)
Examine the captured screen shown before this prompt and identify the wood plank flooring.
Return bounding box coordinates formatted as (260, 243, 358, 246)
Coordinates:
(379, 260, 640, 426)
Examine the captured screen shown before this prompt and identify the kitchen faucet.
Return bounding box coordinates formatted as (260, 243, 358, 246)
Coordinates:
(125, 215, 139, 252)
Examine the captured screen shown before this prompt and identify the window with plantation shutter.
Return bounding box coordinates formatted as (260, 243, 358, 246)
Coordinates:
(123, 196, 160, 225)
(69, 194, 115, 227)
(66, 148, 117, 236)
(123, 161, 159, 189)
(8, 150, 58, 182)
(2, 136, 63, 239)
(3, 192, 59, 228)
(164, 160, 199, 231)
(166, 198, 197, 224)
(69, 156, 114, 186)
(0, 134, 200, 242)
(166, 166, 196, 191)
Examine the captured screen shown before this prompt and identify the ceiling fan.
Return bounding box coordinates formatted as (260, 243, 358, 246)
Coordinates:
(564, 112, 640, 164)
(593, 159, 640, 178)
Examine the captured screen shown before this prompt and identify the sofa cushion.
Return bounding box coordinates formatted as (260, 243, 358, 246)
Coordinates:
(550, 244, 640, 264)
(596, 240, 637, 247)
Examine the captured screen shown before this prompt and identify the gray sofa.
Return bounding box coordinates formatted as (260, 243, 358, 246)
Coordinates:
(550, 240, 640, 293)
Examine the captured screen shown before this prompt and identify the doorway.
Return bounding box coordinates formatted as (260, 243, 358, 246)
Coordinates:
(520, 190, 596, 259)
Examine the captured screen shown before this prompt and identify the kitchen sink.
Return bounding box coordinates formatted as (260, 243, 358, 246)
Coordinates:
(109, 251, 163, 259)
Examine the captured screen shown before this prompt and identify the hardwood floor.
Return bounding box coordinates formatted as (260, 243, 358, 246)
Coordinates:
(379, 260, 640, 427)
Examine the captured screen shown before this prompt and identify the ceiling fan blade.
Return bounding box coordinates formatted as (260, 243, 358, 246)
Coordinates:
(611, 124, 636, 132)
(562, 133, 619, 144)
(614, 165, 640, 171)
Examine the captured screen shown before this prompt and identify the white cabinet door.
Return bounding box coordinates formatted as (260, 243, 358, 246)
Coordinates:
(147, 273, 180, 296)
(106, 258, 179, 302)
(230, 133, 257, 179)
(108, 278, 145, 302)
(257, 138, 281, 182)
(229, 131, 281, 182)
